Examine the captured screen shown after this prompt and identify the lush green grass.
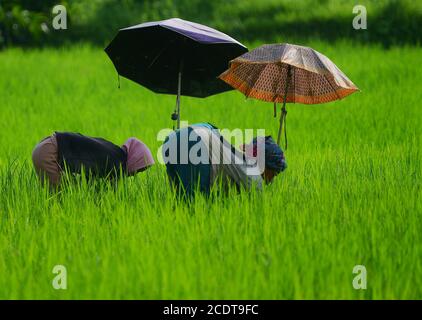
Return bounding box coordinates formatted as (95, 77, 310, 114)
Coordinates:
(0, 41, 421, 299)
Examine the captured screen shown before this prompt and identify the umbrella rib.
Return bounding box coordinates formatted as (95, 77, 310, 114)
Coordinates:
(146, 40, 174, 70)
(323, 74, 342, 100)
(243, 64, 271, 98)
(273, 63, 284, 102)
(278, 63, 289, 102)
(291, 67, 296, 103)
(309, 48, 343, 101)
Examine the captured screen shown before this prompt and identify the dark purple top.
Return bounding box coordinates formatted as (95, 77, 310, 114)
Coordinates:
(122, 18, 246, 46)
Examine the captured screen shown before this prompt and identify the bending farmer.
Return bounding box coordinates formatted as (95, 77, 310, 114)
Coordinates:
(162, 123, 287, 197)
(32, 132, 154, 187)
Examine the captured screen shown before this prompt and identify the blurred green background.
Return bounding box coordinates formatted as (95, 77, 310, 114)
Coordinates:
(1, 0, 421, 299)
(1, 0, 421, 49)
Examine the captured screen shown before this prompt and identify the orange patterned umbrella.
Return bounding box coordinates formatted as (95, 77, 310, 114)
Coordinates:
(219, 43, 359, 147)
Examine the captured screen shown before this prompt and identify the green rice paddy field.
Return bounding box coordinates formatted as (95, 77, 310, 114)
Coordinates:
(0, 41, 420, 299)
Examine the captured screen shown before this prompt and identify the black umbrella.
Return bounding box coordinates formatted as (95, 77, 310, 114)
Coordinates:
(105, 18, 248, 128)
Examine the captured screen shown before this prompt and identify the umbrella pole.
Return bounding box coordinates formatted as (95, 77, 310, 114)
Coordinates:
(277, 67, 290, 147)
(176, 59, 184, 129)
(276, 101, 287, 146)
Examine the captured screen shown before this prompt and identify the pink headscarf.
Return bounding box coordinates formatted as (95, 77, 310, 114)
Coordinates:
(122, 138, 155, 174)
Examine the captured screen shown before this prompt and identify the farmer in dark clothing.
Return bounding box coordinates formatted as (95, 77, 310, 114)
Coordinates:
(162, 123, 287, 198)
(32, 132, 154, 187)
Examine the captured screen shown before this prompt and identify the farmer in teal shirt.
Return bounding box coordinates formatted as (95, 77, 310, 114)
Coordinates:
(162, 123, 287, 197)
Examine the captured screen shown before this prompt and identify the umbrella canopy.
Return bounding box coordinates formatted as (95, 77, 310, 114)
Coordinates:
(219, 43, 359, 145)
(105, 18, 248, 128)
